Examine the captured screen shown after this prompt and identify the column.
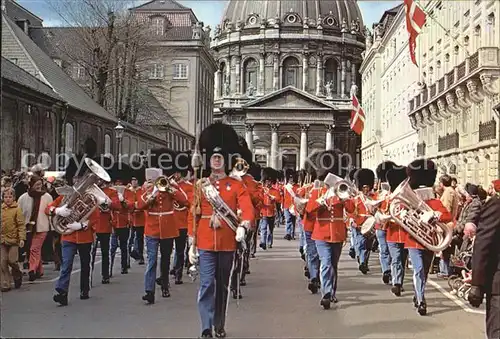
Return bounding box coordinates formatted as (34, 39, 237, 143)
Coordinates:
(234, 55, 241, 95)
(351, 62, 357, 90)
(341, 58, 346, 97)
(336, 65, 341, 95)
(230, 56, 237, 94)
(299, 124, 309, 169)
(302, 53, 308, 91)
(245, 123, 254, 154)
(273, 53, 279, 90)
(258, 53, 265, 95)
(316, 53, 324, 96)
(214, 69, 221, 99)
(325, 124, 334, 150)
(270, 123, 279, 169)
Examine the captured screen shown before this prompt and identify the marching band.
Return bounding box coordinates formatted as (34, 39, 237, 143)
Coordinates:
(41, 122, 483, 338)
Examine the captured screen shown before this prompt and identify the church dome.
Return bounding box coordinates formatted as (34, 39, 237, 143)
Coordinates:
(221, 0, 363, 30)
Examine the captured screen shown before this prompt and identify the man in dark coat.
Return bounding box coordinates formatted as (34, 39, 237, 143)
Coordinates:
(468, 193, 500, 339)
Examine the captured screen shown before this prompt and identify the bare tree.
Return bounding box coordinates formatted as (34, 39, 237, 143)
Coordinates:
(47, 0, 161, 123)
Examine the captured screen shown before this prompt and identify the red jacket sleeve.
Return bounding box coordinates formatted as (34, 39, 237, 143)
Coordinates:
(237, 181, 255, 227)
(45, 195, 64, 215)
(427, 199, 453, 223)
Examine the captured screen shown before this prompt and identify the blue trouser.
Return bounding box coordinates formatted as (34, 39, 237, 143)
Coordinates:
(297, 218, 306, 248)
(144, 236, 160, 292)
(198, 250, 235, 332)
(259, 217, 275, 247)
(56, 241, 91, 294)
(314, 241, 343, 298)
(387, 242, 407, 286)
(376, 229, 391, 274)
(352, 226, 367, 265)
(439, 257, 450, 276)
(284, 208, 296, 237)
(408, 248, 433, 303)
(305, 231, 319, 281)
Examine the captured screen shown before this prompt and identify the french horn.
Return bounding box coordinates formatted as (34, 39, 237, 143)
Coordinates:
(388, 178, 453, 252)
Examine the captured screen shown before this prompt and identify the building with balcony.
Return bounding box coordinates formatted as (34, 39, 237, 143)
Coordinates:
(211, 0, 365, 169)
(359, 4, 420, 174)
(408, 0, 499, 186)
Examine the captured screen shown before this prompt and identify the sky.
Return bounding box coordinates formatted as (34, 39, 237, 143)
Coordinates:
(17, 0, 400, 30)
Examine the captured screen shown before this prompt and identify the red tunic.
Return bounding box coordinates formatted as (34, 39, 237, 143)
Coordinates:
(260, 187, 281, 217)
(129, 187, 145, 226)
(283, 183, 299, 210)
(174, 180, 193, 230)
(111, 188, 134, 229)
(344, 192, 379, 228)
(297, 184, 315, 233)
(306, 187, 347, 243)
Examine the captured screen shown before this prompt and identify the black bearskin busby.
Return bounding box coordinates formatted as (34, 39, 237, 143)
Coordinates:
(284, 168, 297, 184)
(386, 166, 408, 192)
(148, 148, 179, 177)
(304, 151, 321, 181)
(376, 161, 397, 183)
(348, 167, 357, 181)
(407, 159, 437, 189)
(277, 170, 284, 182)
(315, 149, 349, 181)
(248, 162, 262, 181)
(108, 161, 133, 185)
(262, 167, 278, 184)
(176, 150, 192, 177)
(354, 168, 375, 191)
(198, 123, 241, 175)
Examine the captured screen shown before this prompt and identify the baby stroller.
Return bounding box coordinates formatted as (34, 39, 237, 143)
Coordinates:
(448, 237, 474, 300)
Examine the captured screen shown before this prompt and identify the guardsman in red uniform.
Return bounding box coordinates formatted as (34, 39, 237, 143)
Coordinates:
(384, 166, 409, 297)
(346, 168, 358, 260)
(47, 159, 110, 305)
(374, 161, 398, 285)
(403, 159, 452, 316)
(274, 171, 285, 226)
(137, 158, 189, 304)
(305, 150, 350, 310)
(283, 169, 299, 240)
(110, 179, 134, 275)
(188, 123, 254, 338)
(259, 168, 281, 249)
(171, 158, 192, 285)
(296, 167, 320, 294)
(344, 169, 377, 274)
(129, 177, 146, 265)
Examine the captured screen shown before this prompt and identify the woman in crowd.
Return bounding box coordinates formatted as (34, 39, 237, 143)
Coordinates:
(17, 175, 53, 281)
(1, 188, 26, 291)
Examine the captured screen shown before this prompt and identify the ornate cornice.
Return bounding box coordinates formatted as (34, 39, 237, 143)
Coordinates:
(455, 86, 472, 109)
(466, 79, 485, 103)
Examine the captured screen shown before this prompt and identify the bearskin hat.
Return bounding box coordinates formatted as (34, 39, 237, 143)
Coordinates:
(248, 162, 262, 181)
(261, 167, 277, 183)
(277, 170, 284, 181)
(407, 159, 437, 189)
(315, 149, 349, 181)
(284, 168, 297, 183)
(63, 154, 86, 185)
(348, 167, 358, 181)
(176, 150, 192, 177)
(376, 161, 397, 183)
(386, 167, 408, 192)
(147, 148, 179, 177)
(304, 151, 321, 181)
(198, 123, 241, 175)
(354, 168, 375, 190)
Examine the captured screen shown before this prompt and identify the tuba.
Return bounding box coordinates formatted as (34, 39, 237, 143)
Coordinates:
(388, 178, 453, 252)
(52, 158, 111, 234)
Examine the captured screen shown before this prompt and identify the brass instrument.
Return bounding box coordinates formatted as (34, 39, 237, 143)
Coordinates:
(231, 158, 249, 178)
(141, 175, 174, 202)
(51, 158, 111, 234)
(388, 178, 453, 252)
(333, 175, 359, 201)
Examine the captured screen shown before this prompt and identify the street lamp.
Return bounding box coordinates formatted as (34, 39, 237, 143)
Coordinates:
(114, 120, 124, 159)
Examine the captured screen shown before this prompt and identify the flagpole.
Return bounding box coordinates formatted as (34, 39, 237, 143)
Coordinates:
(414, 0, 471, 57)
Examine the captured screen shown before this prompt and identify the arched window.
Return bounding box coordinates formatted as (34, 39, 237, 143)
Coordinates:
(104, 134, 111, 156)
(324, 58, 338, 91)
(65, 123, 74, 154)
(282, 56, 300, 88)
(219, 62, 227, 96)
(243, 58, 258, 93)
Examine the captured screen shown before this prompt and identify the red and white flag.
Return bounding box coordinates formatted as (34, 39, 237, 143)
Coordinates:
(350, 95, 365, 135)
(404, 0, 426, 66)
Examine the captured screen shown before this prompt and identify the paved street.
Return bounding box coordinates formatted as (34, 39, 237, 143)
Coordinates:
(1, 227, 486, 338)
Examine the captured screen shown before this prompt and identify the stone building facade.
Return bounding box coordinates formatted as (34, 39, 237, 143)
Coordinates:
(408, 0, 500, 186)
(211, 0, 365, 170)
(360, 5, 420, 174)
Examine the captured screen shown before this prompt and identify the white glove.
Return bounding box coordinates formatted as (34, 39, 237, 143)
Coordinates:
(316, 197, 326, 206)
(464, 222, 477, 237)
(96, 196, 109, 206)
(118, 193, 124, 202)
(66, 220, 88, 231)
(235, 226, 246, 242)
(55, 204, 72, 217)
(420, 211, 437, 224)
(188, 245, 199, 264)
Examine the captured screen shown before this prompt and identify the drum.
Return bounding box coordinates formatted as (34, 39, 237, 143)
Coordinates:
(360, 216, 376, 238)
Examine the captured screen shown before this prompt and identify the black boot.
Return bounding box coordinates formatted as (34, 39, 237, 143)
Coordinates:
(412, 295, 418, 308)
(80, 291, 89, 300)
(130, 250, 140, 261)
(240, 277, 246, 286)
(391, 284, 402, 297)
(358, 263, 368, 275)
(102, 278, 110, 284)
(308, 278, 319, 294)
(200, 329, 213, 338)
(214, 327, 226, 338)
(28, 270, 36, 281)
(138, 258, 145, 265)
(53, 289, 68, 306)
(142, 291, 155, 304)
(320, 293, 331, 310)
(156, 277, 162, 286)
(417, 301, 427, 316)
(13, 276, 22, 289)
(382, 271, 391, 285)
(232, 288, 243, 299)
(349, 248, 356, 259)
(161, 286, 171, 298)
(304, 266, 310, 279)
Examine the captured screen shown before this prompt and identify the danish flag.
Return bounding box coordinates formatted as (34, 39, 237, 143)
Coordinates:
(404, 0, 426, 66)
(350, 95, 365, 135)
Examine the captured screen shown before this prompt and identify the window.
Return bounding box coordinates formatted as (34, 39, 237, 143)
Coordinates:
(243, 58, 257, 93)
(173, 64, 188, 79)
(104, 134, 111, 156)
(53, 58, 62, 67)
(152, 17, 164, 35)
(65, 123, 74, 155)
(74, 64, 85, 79)
(149, 63, 164, 79)
(21, 148, 30, 169)
(282, 56, 300, 88)
(9, 58, 18, 65)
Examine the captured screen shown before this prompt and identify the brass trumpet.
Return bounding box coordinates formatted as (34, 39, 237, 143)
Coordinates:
(231, 158, 249, 178)
(141, 175, 175, 202)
